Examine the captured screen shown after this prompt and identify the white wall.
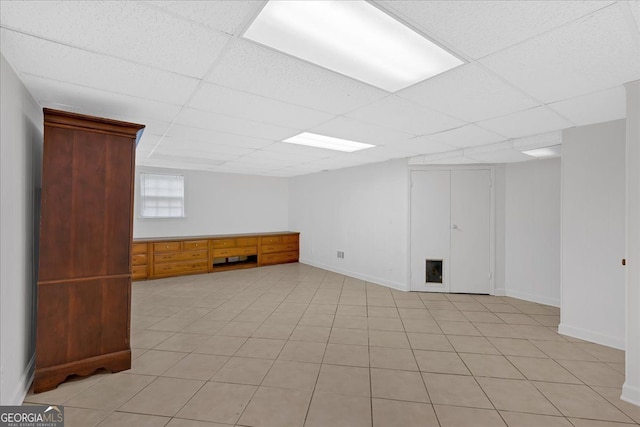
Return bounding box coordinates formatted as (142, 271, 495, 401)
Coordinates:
(504, 158, 561, 306)
(560, 120, 626, 349)
(133, 166, 289, 238)
(623, 80, 640, 406)
(494, 165, 507, 296)
(289, 159, 409, 290)
(0, 55, 42, 405)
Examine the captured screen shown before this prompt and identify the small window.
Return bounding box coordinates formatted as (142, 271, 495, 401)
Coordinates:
(140, 173, 185, 218)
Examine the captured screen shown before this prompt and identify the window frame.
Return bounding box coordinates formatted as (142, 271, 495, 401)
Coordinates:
(139, 172, 186, 219)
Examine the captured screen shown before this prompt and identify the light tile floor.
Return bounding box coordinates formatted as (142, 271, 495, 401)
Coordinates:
(25, 263, 640, 427)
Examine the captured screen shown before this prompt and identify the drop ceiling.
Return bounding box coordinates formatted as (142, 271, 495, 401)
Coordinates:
(1, 0, 639, 177)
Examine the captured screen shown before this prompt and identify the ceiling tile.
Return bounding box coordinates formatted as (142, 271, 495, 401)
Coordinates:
(207, 38, 388, 114)
(155, 136, 256, 157)
(174, 108, 298, 141)
(139, 158, 226, 171)
(137, 133, 164, 148)
(308, 117, 414, 146)
(410, 149, 464, 164)
(151, 148, 240, 164)
(0, 1, 231, 78)
(224, 158, 298, 170)
(465, 149, 533, 163)
(146, 1, 261, 36)
(424, 156, 482, 165)
(387, 137, 457, 155)
(21, 74, 181, 124)
(397, 63, 539, 122)
(302, 156, 369, 171)
(166, 125, 272, 149)
(211, 162, 277, 173)
(270, 167, 324, 177)
(345, 95, 465, 135)
(0, 29, 200, 105)
(188, 83, 335, 129)
(336, 145, 416, 163)
(548, 86, 626, 126)
(378, 0, 615, 59)
(149, 150, 232, 165)
(511, 131, 562, 151)
(480, 4, 640, 103)
(1, 1, 631, 174)
(256, 142, 338, 160)
(237, 150, 324, 164)
(628, 0, 640, 33)
(136, 133, 164, 161)
(418, 124, 506, 148)
(165, 125, 274, 150)
(477, 106, 573, 139)
(240, 151, 310, 162)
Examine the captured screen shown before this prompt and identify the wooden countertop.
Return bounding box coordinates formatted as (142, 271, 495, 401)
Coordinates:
(133, 231, 299, 243)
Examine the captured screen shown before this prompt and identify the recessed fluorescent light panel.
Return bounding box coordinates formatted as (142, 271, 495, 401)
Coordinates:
(522, 145, 562, 158)
(243, 0, 464, 92)
(284, 132, 375, 152)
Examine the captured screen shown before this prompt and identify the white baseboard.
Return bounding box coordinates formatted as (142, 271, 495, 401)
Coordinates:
(5, 353, 35, 405)
(558, 323, 625, 350)
(299, 258, 408, 291)
(621, 383, 640, 407)
(493, 288, 506, 296)
(505, 289, 560, 307)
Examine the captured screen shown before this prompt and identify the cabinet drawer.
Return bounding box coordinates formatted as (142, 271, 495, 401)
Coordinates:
(132, 253, 147, 266)
(261, 243, 298, 254)
(132, 265, 147, 279)
(236, 237, 258, 246)
(132, 243, 148, 254)
(261, 236, 282, 245)
(261, 250, 298, 265)
(154, 249, 208, 263)
(183, 240, 207, 250)
(154, 260, 208, 275)
(154, 241, 181, 252)
(282, 235, 299, 244)
(212, 239, 235, 248)
(212, 246, 257, 258)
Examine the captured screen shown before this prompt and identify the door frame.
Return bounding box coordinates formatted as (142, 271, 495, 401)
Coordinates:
(407, 164, 496, 294)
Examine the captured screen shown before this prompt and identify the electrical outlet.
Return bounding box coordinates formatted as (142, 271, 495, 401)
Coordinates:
(337, 251, 344, 259)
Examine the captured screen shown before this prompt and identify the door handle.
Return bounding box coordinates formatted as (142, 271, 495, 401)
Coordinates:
(451, 224, 458, 230)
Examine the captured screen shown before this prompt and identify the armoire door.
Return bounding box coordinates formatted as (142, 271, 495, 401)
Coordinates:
(410, 169, 492, 294)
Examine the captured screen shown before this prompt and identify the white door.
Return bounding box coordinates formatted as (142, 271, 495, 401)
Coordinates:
(410, 169, 492, 294)
(410, 171, 450, 292)
(450, 170, 491, 294)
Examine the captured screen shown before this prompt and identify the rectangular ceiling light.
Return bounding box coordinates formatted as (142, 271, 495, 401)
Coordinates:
(522, 145, 562, 158)
(284, 132, 375, 152)
(243, 0, 464, 92)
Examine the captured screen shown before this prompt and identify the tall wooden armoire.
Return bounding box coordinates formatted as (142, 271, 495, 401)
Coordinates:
(34, 109, 144, 393)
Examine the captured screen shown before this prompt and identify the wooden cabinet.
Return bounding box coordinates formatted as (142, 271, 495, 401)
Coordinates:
(210, 236, 259, 272)
(35, 109, 144, 393)
(260, 234, 299, 265)
(132, 243, 149, 280)
(132, 232, 299, 279)
(151, 239, 209, 278)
